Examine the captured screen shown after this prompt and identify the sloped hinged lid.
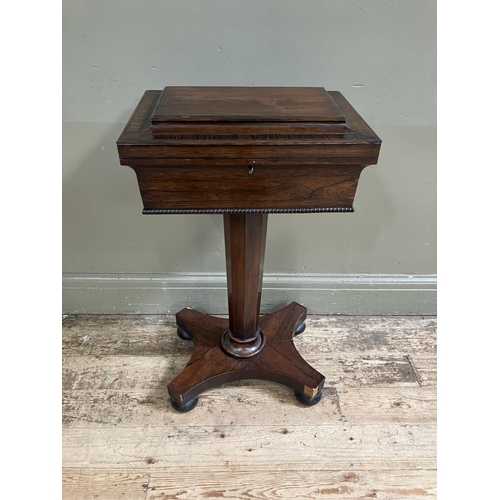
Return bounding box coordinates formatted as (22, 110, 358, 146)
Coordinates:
(149, 86, 350, 138)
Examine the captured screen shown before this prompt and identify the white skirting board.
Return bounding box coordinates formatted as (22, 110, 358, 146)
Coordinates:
(62, 273, 436, 315)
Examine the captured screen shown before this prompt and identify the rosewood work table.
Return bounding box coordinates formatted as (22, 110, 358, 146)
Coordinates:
(117, 86, 381, 411)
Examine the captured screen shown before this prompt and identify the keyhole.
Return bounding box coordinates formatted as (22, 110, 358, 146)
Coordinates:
(247, 165, 254, 175)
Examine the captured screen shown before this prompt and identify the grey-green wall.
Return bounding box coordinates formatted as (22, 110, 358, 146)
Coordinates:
(63, 0, 436, 315)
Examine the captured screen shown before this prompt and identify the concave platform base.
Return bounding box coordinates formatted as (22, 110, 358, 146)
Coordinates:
(168, 302, 325, 411)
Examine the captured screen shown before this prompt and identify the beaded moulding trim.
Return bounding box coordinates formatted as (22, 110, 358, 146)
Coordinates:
(142, 207, 355, 214)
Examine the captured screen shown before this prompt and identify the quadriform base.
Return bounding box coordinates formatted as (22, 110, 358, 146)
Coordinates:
(168, 302, 325, 412)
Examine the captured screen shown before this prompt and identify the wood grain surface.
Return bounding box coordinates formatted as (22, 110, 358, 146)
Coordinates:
(62, 314, 436, 499)
(150, 86, 346, 122)
(133, 164, 363, 211)
(116, 88, 381, 213)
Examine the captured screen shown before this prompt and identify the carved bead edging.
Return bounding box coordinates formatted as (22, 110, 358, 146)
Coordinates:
(142, 207, 354, 215)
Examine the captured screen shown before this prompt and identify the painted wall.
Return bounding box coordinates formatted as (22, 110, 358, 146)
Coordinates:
(63, 0, 436, 314)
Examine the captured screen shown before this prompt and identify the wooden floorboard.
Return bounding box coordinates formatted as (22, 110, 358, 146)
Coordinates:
(62, 314, 437, 499)
(145, 469, 437, 499)
(62, 468, 149, 500)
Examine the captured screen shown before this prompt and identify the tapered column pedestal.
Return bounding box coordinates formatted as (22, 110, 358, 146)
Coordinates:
(167, 214, 325, 412)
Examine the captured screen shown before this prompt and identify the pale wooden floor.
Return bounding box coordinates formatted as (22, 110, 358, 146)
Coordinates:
(62, 314, 437, 499)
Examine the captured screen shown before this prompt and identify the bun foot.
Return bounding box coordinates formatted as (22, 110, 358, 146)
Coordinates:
(294, 390, 323, 406)
(294, 321, 306, 336)
(170, 395, 199, 412)
(177, 326, 192, 341)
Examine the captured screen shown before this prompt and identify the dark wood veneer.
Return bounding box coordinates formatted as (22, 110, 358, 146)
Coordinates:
(116, 86, 381, 411)
(133, 164, 363, 211)
(150, 86, 346, 123)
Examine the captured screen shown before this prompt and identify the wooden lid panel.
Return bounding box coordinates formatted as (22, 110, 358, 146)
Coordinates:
(151, 86, 346, 123)
(116, 89, 381, 153)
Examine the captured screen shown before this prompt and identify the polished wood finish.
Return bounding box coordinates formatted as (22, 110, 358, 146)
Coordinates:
(150, 86, 346, 123)
(168, 302, 325, 408)
(116, 87, 381, 410)
(134, 164, 363, 212)
(224, 213, 267, 343)
(117, 88, 381, 214)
